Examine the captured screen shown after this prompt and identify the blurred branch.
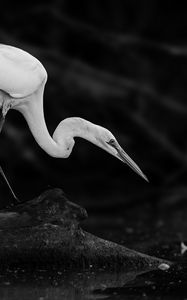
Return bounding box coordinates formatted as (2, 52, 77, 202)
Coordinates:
(29, 5, 187, 57)
(1, 23, 187, 116)
(130, 112, 187, 165)
(59, 58, 187, 115)
(160, 185, 187, 206)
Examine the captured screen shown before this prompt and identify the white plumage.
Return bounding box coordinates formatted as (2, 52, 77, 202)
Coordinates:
(0, 44, 47, 98)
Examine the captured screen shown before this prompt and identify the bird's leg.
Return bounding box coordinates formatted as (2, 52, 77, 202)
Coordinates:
(0, 99, 19, 203)
(0, 166, 20, 202)
(2, 98, 13, 119)
(0, 106, 5, 132)
(0, 97, 12, 132)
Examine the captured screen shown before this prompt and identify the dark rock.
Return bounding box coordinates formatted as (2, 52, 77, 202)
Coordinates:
(0, 189, 172, 270)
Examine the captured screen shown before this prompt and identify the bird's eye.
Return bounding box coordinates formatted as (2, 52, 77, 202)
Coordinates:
(110, 139, 115, 144)
(107, 139, 116, 146)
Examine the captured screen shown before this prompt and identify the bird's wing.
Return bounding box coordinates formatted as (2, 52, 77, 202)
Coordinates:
(0, 44, 47, 98)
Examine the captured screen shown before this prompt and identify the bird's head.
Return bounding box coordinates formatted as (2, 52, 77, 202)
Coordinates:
(53, 118, 148, 181)
(92, 125, 148, 182)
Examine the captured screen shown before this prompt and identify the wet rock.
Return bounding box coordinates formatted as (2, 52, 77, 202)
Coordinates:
(0, 189, 172, 270)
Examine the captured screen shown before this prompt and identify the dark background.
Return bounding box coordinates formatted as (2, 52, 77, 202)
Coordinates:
(0, 0, 187, 212)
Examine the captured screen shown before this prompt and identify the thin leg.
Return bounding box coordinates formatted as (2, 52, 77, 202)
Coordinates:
(0, 109, 5, 132)
(0, 166, 20, 202)
(0, 97, 13, 131)
(0, 104, 20, 202)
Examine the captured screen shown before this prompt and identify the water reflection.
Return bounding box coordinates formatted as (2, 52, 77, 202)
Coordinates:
(0, 195, 186, 300)
(0, 268, 147, 300)
(0, 263, 186, 300)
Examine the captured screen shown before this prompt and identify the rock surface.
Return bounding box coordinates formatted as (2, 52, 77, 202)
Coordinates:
(0, 189, 171, 270)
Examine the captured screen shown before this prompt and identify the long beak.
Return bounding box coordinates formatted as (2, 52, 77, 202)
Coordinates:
(117, 147, 148, 182)
(110, 141, 148, 182)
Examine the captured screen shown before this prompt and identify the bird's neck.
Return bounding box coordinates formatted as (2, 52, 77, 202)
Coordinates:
(16, 86, 99, 157)
(53, 117, 98, 145)
(15, 85, 62, 157)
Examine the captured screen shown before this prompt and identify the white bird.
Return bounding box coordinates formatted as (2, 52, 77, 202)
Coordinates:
(0, 44, 148, 201)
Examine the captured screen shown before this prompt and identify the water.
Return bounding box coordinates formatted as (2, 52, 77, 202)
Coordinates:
(0, 264, 186, 300)
(0, 199, 186, 299)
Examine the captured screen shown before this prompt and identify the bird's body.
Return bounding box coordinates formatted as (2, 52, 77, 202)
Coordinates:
(0, 44, 47, 99)
(0, 44, 147, 200)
